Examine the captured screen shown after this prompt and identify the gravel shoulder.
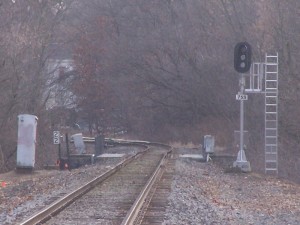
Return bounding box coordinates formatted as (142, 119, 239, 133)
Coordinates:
(0, 146, 300, 225)
(164, 154, 300, 225)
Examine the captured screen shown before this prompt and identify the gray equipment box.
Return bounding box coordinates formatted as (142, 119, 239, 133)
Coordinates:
(71, 133, 86, 154)
(16, 114, 38, 169)
(203, 135, 215, 154)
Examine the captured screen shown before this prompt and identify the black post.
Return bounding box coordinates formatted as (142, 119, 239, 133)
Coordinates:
(58, 143, 61, 160)
(95, 135, 105, 156)
(65, 133, 70, 169)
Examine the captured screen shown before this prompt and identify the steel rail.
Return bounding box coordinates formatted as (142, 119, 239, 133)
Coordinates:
(19, 148, 149, 225)
(121, 149, 172, 225)
(71, 137, 172, 150)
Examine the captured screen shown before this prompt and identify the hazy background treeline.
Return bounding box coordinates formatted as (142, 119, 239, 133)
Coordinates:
(0, 0, 299, 181)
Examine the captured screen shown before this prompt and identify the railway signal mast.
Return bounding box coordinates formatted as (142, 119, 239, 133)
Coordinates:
(233, 42, 279, 174)
(233, 42, 252, 172)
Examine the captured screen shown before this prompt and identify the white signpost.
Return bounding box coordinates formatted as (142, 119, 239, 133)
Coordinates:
(53, 131, 60, 145)
(233, 75, 251, 172)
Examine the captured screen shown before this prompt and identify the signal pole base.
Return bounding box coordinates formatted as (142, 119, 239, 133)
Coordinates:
(233, 160, 251, 172)
(233, 149, 251, 172)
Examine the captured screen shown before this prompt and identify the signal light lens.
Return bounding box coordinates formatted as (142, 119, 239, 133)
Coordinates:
(234, 42, 252, 73)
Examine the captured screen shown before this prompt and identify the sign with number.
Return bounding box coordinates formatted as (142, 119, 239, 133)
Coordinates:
(236, 93, 248, 101)
(53, 131, 60, 144)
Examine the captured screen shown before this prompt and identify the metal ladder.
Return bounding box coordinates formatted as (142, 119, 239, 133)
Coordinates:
(264, 53, 278, 174)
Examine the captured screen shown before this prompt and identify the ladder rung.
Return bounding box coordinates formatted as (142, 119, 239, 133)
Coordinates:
(265, 71, 278, 73)
(266, 104, 277, 106)
(266, 128, 277, 130)
(266, 80, 277, 82)
(266, 63, 278, 65)
(265, 168, 277, 171)
(265, 152, 277, 154)
(266, 160, 277, 163)
(265, 112, 277, 114)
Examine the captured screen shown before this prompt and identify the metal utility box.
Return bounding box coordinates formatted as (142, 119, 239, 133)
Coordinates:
(95, 135, 105, 156)
(16, 114, 38, 169)
(203, 135, 215, 154)
(72, 133, 85, 154)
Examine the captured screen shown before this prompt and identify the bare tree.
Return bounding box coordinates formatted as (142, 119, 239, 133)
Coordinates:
(0, 0, 72, 171)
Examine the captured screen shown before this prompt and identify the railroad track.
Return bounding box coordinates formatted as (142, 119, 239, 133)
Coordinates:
(129, 156, 176, 225)
(20, 144, 174, 225)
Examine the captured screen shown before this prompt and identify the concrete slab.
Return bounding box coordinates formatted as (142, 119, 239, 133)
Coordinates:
(179, 154, 204, 159)
(97, 153, 125, 158)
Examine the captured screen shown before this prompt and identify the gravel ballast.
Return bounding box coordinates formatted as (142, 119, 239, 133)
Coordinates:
(163, 158, 300, 225)
(0, 147, 300, 225)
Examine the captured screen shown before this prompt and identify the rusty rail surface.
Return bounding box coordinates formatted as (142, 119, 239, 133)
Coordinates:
(121, 149, 172, 225)
(19, 148, 149, 225)
(20, 140, 174, 225)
